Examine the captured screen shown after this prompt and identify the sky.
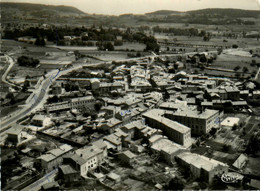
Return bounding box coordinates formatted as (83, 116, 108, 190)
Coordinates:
(2, 0, 260, 15)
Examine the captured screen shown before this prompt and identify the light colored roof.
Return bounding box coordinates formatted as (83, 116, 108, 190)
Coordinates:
(32, 114, 46, 121)
(76, 145, 102, 161)
(143, 110, 190, 134)
(172, 108, 219, 120)
(38, 154, 56, 162)
(121, 150, 136, 159)
(92, 139, 107, 149)
(107, 172, 121, 180)
(221, 117, 240, 127)
(7, 124, 23, 135)
(71, 96, 94, 103)
(232, 154, 248, 169)
(104, 134, 121, 145)
(177, 152, 228, 172)
(149, 135, 163, 144)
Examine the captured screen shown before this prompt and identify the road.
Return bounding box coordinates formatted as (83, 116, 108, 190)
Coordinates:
(21, 169, 58, 191)
(255, 67, 260, 80)
(1, 56, 17, 87)
(0, 51, 215, 133)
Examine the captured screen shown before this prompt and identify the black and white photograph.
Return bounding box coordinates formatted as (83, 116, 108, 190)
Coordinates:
(0, 0, 260, 190)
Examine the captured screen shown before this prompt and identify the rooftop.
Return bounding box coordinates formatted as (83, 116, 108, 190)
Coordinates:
(177, 152, 228, 172)
(76, 145, 103, 161)
(121, 150, 136, 159)
(172, 108, 219, 120)
(7, 124, 23, 135)
(59, 165, 77, 174)
(143, 110, 190, 134)
(71, 96, 94, 103)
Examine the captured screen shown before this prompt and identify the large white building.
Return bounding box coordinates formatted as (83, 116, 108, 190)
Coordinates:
(176, 152, 228, 184)
(165, 108, 220, 135)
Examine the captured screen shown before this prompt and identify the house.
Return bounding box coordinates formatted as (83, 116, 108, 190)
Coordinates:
(6, 124, 24, 145)
(52, 84, 62, 95)
(36, 144, 73, 173)
(41, 182, 59, 191)
(176, 152, 228, 184)
(63, 154, 88, 177)
(58, 165, 80, 182)
(232, 154, 248, 170)
(118, 150, 136, 165)
(150, 137, 186, 165)
(98, 118, 122, 133)
(252, 90, 260, 99)
(75, 144, 106, 174)
(104, 134, 122, 151)
(107, 172, 121, 183)
(31, 114, 52, 128)
(70, 96, 95, 110)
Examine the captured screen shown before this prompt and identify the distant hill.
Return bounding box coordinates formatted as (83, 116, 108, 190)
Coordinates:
(188, 8, 260, 18)
(146, 10, 183, 15)
(0, 2, 86, 17)
(146, 8, 260, 18)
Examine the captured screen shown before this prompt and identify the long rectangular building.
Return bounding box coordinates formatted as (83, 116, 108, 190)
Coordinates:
(165, 108, 219, 136)
(142, 110, 191, 148)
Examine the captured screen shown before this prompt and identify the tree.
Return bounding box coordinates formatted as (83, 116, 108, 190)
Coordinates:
(145, 42, 160, 52)
(246, 133, 260, 155)
(35, 36, 46, 46)
(94, 102, 102, 112)
(103, 42, 114, 51)
(233, 66, 241, 71)
(22, 80, 30, 92)
(232, 44, 238, 49)
(166, 178, 185, 190)
(243, 67, 249, 73)
(6, 92, 14, 100)
(17, 56, 39, 67)
(222, 145, 232, 152)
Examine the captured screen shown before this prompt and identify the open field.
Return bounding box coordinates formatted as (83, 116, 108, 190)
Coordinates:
(114, 42, 146, 51)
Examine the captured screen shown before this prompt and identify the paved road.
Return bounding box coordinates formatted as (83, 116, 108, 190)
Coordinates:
(21, 169, 58, 191)
(1, 56, 17, 87)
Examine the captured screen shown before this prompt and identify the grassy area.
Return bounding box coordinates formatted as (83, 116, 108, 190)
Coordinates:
(114, 42, 146, 51)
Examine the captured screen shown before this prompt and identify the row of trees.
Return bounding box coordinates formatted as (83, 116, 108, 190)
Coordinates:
(17, 56, 39, 67)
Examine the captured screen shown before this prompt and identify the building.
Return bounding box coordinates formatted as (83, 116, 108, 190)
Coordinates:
(75, 144, 106, 174)
(63, 154, 88, 177)
(150, 137, 186, 165)
(31, 114, 52, 128)
(52, 85, 62, 95)
(232, 154, 248, 170)
(58, 165, 80, 183)
(70, 96, 95, 110)
(37, 144, 73, 173)
(45, 96, 95, 113)
(98, 117, 122, 133)
(6, 124, 23, 145)
(104, 134, 122, 151)
(176, 152, 228, 184)
(165, 108, 220, 135)
(118, 150, 136, 165)
(142, 110, 192, 148)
